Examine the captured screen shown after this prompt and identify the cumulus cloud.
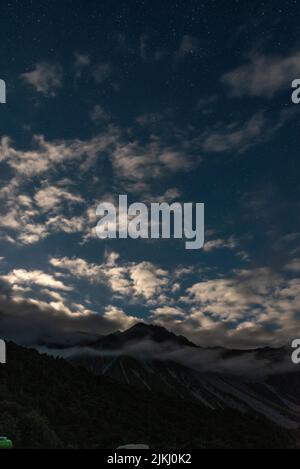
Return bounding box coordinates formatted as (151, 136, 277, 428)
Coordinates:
(130, 262, 169, 300)
(103, 305, 139, 329)
(167, 267, 300, 348)
(49, 254, 170, 304)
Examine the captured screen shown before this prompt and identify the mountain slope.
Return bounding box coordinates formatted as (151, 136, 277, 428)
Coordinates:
(0, 341, 299, 448)
(69, 323, 300, 430)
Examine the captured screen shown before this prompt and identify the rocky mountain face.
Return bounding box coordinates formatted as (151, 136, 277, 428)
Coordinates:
(69, 323, 300, 430)
(1, 324, 300, 448)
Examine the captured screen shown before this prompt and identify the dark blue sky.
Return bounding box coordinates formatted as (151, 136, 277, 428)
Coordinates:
(0, 0, 299, 349)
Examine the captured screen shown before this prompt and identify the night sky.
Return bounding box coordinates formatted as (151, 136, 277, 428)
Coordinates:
(0, 0, 299, 349)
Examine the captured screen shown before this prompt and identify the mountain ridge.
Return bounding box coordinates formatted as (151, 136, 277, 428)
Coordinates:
(0, 340, 299, 449)
(66, 323, 300, 431)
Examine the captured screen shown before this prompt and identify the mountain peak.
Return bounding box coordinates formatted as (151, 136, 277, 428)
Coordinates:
(78, 321, 197, 351)
(129, 322, 151, 331)
(128, 322, 168, 334)
(113, 321, 197, 348)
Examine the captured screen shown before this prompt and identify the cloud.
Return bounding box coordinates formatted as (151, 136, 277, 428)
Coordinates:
(0, 291, 136, 346)
(104, 250, 120, 266)
(0, 268, 72, 291)
(41, 289, 66, 303)
(185, 277, 249, 319)
(34, 185, 83, 212)
(130, 262, 169, 300)
(200, 109, 293, 154)
(0, 130, 118, 177)
(0, 175, 88, 245)
(46, 215, 85, 234)
(0, 196, 50, 245)
(17, 223, 49, 245)
(49, 256, 104, 283)
(50, 254, 170, 304)
(20, 62, 63, 96)
(1, 248, 300, 349)
(90, 104, 110, 122)
(65, 337, 296, 378)
(104, 264, 132, 296)
(1, 292, 294, 377)
(0, 131, 119, 245)
(203, 235, 237, 252)
(168, 267, 300, 348)
(112, 138, 197, 193)
(285, 258, 300, 272)
(0, 200, 86, 246)
(41, 254, 297, 348)
(151, 306, 185, 319)
(222, 50, 300, 97)
(103, 305, 139, 329)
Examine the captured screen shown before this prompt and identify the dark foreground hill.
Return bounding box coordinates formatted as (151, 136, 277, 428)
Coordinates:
(0, 341, 299, 449)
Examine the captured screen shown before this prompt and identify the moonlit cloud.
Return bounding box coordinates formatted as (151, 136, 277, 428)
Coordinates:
(222, 50, 300, 97)
(200, 110, 293, 154)
(49, 254, 170, 303)
(130, 262, 169, 300)
(1, 268, 72, 291)
(20, 62, 63, 96)
(203, 235, 237, 252)
(103, 305, 139, 329)
(34, 185, 83, 212)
